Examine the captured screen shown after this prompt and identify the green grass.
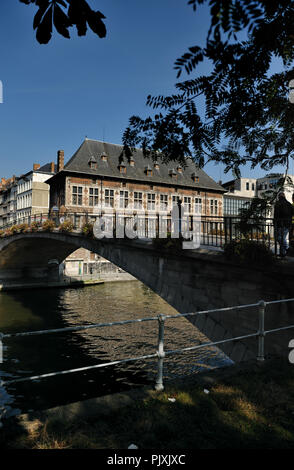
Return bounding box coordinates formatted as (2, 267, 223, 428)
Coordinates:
(2, 357, 294, 449)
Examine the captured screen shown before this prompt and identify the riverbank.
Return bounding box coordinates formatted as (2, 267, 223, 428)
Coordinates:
(2, 356, 294, 449)
(0, 272, 136, 291)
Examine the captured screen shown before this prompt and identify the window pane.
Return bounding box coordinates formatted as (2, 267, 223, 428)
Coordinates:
(160, 194, 168, 210)
(148, 193, 155, 210)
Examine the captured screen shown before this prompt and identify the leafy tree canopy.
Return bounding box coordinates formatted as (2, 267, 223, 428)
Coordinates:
(122, 1, 294, 179)
(20, 0, 106, 44)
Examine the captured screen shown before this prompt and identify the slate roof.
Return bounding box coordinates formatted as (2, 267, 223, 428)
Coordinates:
(53, 139, 225, 192)
(37, 163, 57, 174)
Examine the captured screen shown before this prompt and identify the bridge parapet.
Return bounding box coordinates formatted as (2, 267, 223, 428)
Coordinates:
(0, 209, 278, 254)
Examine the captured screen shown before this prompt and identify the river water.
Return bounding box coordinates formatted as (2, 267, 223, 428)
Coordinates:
(0, 281, 232, 418)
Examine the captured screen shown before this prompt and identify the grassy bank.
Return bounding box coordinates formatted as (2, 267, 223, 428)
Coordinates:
(2, 357, 294, 449)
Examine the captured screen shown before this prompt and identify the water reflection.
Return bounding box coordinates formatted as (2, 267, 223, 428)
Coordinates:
(0, 281, 232, 416)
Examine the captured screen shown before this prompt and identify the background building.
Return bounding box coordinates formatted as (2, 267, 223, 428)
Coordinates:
(223, 173, 294, 217)
(222, 177, 256, 217)
(0, 176, 18, 227)
(16, 162, 56, 222)
(62, 247, 135, 282)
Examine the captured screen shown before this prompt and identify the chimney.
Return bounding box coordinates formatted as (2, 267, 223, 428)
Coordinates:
(50, 162, 55, 173)
(57, 150, 64, 172)
(33, 163, 40, 171)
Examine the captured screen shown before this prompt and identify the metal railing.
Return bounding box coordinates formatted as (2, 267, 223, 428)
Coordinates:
(1, 297, 294, 394)
(0, 210, 279, 252)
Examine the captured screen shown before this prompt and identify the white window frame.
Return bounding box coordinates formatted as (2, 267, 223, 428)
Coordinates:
(160, 194, 168, 211)
(147, 193, 156, 211)
(134, 191, 143, 210)
(119, 190, 129, 209)
(72, 186, 83, 206)
(89, 187, 99, 206)
(104, 189, 114, 208)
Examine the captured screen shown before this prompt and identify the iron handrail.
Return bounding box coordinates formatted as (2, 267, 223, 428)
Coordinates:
(0, 300, 262, 339)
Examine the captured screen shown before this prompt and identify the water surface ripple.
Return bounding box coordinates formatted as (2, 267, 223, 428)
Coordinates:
(0, 281, 232, 417)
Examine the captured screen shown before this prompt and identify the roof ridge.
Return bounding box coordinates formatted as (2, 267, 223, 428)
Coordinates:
(85, 138, 123, 148)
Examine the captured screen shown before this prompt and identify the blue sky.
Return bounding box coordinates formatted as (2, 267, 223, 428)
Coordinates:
(0, 1, 290, 182)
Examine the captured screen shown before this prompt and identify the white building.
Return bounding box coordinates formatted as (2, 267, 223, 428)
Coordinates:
(223, 174, 294, 217)
(16, 162, 55, 221)
(222, 177, 256, 216)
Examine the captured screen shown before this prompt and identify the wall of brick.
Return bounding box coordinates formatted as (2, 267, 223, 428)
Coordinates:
(58, 175, 223, 216)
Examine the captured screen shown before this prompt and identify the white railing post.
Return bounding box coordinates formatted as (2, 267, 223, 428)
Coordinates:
(155, 314, 165, 391)
(0, 332, 3, 364)
(257, 300, 266, 361)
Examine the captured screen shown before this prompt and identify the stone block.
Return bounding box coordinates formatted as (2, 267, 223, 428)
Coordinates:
(191, 312, 206, 332)
(203, 316, 216, 340)
(230, 341, 249, 363)
(210, 323, 227, 343)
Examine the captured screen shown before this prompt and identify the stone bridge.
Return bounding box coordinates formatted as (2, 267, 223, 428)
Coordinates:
(1, 231, 294, 363)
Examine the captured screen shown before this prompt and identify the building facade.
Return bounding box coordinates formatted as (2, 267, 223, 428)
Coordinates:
(47, 139, 225, 222)
(222, 177, 257, 217)
(61, 247, 135, 282)
(16, 162, 56, 222)
(0, 176, 18, 227)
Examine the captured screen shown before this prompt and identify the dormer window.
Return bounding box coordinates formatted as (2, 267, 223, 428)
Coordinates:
(118, 162, 126, 174)
(101, 153, 108, 162)
(169, 169, 177, 179)
(177, 166, 183, 174)
(154, 161, 160, 170)
(191, 173, 199, 183)
(145, 165, 152, 176)
(129, 158, 135, 167)
(88, 156, 97, 170)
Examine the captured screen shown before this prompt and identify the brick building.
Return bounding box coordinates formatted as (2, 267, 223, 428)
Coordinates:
(47, 138, 225, 220)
